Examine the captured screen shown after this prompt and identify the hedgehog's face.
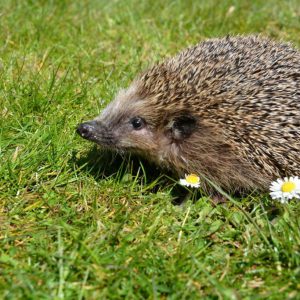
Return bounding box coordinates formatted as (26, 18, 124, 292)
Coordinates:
(77, 84, 197, 168)
(77, 112, 156, 155)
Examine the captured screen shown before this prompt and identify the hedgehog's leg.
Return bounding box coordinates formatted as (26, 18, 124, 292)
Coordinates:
(211, 194, 228, 205)
(171, 185, 191, 205)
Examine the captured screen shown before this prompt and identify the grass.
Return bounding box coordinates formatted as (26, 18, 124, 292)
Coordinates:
(0, 0, 300, 298)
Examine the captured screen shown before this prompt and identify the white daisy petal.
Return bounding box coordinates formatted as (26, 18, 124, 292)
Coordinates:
(269, 176, 300, 203)
(180, 179, 186, 185)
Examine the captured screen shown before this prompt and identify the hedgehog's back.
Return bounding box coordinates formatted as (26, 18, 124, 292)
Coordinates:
(140, 36, 300, 106)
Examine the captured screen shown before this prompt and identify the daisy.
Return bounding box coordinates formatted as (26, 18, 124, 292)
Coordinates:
(269, 176, 300, 203)
(179, 174, 201, 188)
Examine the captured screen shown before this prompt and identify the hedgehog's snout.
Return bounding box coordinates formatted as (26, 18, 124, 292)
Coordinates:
(77, 121, 97, 140)
(76, 120, 115, 146)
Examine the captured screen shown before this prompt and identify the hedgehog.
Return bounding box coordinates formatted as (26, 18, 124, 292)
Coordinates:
(77, 35, 300, 193)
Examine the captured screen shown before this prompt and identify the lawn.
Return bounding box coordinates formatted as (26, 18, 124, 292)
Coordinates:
(1, 0, 300, 299)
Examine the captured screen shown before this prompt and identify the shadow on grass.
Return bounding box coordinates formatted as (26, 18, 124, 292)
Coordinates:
(73, 146, 189, 204)
(74, 146, 160, 181)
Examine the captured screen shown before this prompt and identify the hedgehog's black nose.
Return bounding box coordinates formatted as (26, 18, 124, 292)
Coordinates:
(76, 121, 96, 140)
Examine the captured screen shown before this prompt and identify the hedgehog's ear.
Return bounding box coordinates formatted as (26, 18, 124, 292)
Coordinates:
(170, 114, 197, 140)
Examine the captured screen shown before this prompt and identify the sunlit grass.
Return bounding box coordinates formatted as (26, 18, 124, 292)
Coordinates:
(0, 0, 300, 298)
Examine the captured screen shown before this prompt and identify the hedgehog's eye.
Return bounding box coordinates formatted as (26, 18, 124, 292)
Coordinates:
(130, 117, 145, 130)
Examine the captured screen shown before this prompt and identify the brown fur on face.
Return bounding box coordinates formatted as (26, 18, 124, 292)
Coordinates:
(77, 35, 300, 193)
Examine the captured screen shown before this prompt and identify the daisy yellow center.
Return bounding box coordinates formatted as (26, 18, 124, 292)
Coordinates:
(281, 181, 296, 193)
(186, 174, 199, 184)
